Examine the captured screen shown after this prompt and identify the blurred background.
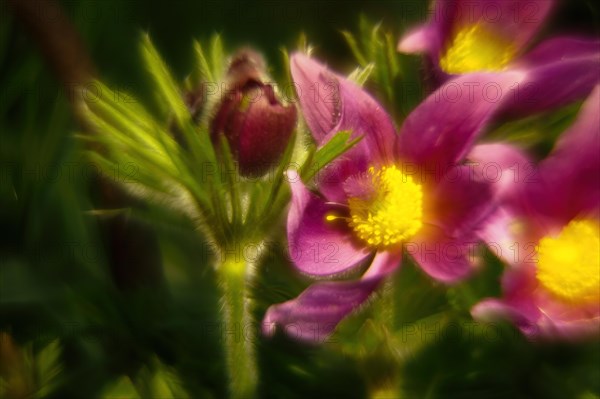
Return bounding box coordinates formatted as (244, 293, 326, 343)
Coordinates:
(1, 1, 599, 398)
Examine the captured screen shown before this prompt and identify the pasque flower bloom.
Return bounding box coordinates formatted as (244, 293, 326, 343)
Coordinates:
(262, 54, 525, 342)
(471, 86, 600, 339)
(398, 0, 600, 115)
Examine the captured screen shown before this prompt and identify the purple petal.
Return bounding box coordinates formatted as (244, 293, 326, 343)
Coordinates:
(518, 36, 600, 65)
(313, 150, 369, 203)
(405, 230, 476, 283)
(291, 53, 398, 162)
(472, 264, 541, 337)
(467, 143, 534, 204)
(397, 0, 459, 60)
(473, 264, 600, 340)
(526, 86, 600, 223)
(472, 0, 554, 53)
(536, 311, 600, 340)
(428, 165, 495, 239)
(397, 25, 438, 54)
(472, 298, 541, 338)
(477, 208, 521, 265)
(398, 0, 554, 66)
(290, 53, 339, 142)
(262, 251, 402, 343)
(286, 171, 370, 277)
(397, 72, 526, 169)
(504, 37, 600, 115)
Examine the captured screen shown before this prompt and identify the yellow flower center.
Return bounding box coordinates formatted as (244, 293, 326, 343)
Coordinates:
(536, 220, 600, 304)
(440, 23, 517, 74)
(347, 166, 423, 248)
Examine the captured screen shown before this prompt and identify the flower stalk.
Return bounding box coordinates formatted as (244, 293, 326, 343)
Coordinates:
(217, 245, 259, 399)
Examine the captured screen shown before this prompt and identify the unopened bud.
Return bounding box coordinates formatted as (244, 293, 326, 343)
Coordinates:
(211, 49, 297, 177)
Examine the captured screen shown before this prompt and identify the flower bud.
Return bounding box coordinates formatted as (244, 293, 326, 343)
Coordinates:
(211, 50, 297, 177)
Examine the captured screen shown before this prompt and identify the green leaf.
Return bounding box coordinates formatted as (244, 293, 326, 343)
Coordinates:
(193, 39, 215, 82)
(341, 30, 368, 67)
(140, 34, 189, 126)
(486, 102, 581, 155)
(301, 130, 362, 181)
(210, 34, 225, 82)
(347, 63, 374, 87)
(217, 134, 241, 229)
(33, 340, 63, 398)
(446, 248, 505, 313)
(102, 376, 141, 399)
(254, 129, 298, 232)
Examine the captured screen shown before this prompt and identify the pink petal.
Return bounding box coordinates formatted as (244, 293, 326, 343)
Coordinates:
(405, 230, 476, 283)
(398, 0, 554, 67)
(397, 26, 436, 54)
(262, 251, 402, 343)
(471, 299, 541, 338)
(287, 171, 370, 277)
(505, 37, 600, 115)
(428, 165, 495, 239)
(467, 143, 533, 202)
(526, 86, 600, 223)
(291, 53, 398, 201)
(397, 71, 526, 169)
(290, 53, 339, 142)
(291, 53, 397, 161)
(473, 264, 600, 340)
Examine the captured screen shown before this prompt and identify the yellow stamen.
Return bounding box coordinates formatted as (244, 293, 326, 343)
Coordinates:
(536, 219, 600, 304)
(326, 214, 342, 222)
(440, 23, 517, 74)
(347, 166, 423, 248)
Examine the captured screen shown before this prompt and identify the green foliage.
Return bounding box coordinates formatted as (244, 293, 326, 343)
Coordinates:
(342, 16, 424, 120)
(486, 102, 583, 156)
(300, 130, 362, 181)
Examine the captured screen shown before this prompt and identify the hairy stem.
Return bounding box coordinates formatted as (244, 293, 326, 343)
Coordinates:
(218, 247, 258, 399)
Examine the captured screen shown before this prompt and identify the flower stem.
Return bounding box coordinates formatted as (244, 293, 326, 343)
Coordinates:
(218, 248, 257, 399)
(365, 279, 401, 399)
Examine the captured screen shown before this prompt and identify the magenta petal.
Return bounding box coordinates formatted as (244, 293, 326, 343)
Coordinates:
(397, 0, 459, 61)
(474, 0, 554, 52)
(291, 53, 397, 162)
(473, 265, 600, 340)
(405, 233, 475, 283)
(397, 72, 525, 168)
(398, 25, 436, 54)
(398, 0, 554, 67)
(315, 157, 369, 203)
(518, 36, 600, 66)
(262, 251, 402, 343)
(472, 265, 541, 337)
(291, 53, 398, 201)
(477, 208, 521, 265)
(505, 38, 600, 115)
(472, 299, 541, 338)
(287, 171, 370, 276)
(467, 143, 534, 204)
(429, 165, 495, 239)
(526, 86, 600, 222)
(290, 53, 339, 142)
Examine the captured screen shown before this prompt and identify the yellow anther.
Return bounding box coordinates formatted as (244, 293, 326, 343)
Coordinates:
(440, 23, 517, 74)
(348, 166, 423, 248)
(536, 219, 600, 304)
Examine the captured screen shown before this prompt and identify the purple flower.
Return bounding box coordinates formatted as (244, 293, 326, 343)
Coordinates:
(470, 86, 600, 340)
(262, 54, 525, 343)
(398, 0, 600, 115)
